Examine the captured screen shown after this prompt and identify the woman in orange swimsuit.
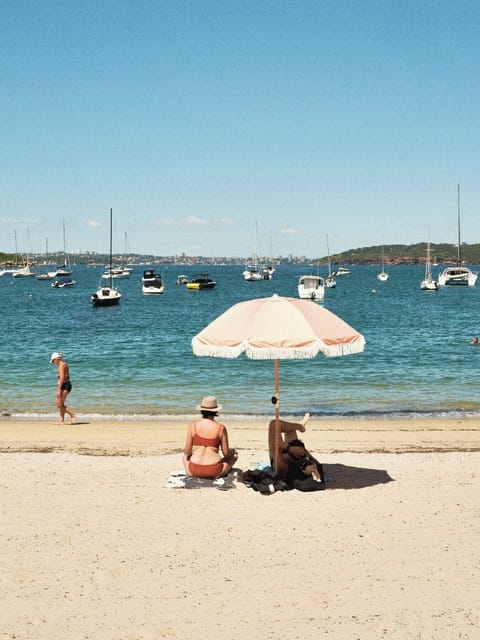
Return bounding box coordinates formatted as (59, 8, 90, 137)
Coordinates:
(183, 396, 238, 479)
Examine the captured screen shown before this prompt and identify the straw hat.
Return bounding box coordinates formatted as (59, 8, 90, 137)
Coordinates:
(196, 396, 222, 412)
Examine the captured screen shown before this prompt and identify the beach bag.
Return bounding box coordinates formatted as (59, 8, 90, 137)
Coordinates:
(284, 439, 325, 492)
(242, 469, 290, 495)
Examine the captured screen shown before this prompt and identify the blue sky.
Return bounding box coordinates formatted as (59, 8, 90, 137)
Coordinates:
(1, 1, 479, 258)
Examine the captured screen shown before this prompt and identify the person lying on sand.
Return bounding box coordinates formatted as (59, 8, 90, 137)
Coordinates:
(268, 413, 322, 479)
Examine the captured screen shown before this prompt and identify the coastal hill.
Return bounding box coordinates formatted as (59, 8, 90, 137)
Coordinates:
(1, 242, 480, 266)
(327, 243, 480, 266)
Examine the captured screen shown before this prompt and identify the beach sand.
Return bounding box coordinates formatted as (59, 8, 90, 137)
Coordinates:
(1, 416, 479, 639)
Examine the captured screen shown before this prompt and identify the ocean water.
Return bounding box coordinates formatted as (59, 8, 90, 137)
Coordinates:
(1, 263, 480, 420)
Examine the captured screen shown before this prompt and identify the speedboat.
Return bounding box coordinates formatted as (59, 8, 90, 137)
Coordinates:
(142, 269, 164, 294)
(297, 275, 325, 302)
(51, 276, 76, 288)
(186, 273, 216, 290)
(176, 274, 188, 285)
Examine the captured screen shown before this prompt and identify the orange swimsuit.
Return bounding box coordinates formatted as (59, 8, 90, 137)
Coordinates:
(188, 423, 224, 479)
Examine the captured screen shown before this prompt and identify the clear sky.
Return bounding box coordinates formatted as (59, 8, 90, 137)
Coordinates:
(1, 0, 479, 258)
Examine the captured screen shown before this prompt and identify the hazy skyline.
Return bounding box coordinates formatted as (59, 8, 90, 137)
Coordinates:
(1, 1, 479, 257)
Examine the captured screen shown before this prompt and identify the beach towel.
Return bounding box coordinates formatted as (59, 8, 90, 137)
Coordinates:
(164, 470, 237, 491)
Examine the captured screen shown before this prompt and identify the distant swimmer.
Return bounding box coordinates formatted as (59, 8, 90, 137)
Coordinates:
(471, 337, 479, 345)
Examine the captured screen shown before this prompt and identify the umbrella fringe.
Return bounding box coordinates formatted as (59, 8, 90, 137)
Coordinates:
(320, 339, 366, 357)
(246, 347, 318, 360)
(192, 343, 244, 358)
(192, 339, 366, 359)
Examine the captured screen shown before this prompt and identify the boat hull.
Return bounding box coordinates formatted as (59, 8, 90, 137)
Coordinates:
(438, 267, 477, 286)
(91, 287, 122, 306)
(297, 275, 325, 302)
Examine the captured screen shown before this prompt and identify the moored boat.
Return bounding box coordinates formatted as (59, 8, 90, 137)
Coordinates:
(51, 276, 76, 288)
(420, 236, 438, 291)
(91, 209, 122, 307)
(186, 273, 216, 290)
(297, 275, 325, 302)
(438, 185, 477, 287)
(142, 269, 164, 294)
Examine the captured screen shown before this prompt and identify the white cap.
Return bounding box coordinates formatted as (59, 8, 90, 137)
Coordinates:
(50, 352, 62, 363)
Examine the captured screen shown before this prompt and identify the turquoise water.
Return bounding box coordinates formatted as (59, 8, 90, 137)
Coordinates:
(2, 263, 480, 420)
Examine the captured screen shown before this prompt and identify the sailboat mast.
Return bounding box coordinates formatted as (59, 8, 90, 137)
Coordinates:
(457, 184, 461, 266)
(109, 208, 113, 288)
(326, 234, 331, 277)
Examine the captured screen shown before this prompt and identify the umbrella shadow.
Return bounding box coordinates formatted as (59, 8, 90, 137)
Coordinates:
(323, 463, 394, 490)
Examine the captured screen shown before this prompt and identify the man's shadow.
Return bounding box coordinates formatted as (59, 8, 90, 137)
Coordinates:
(322, 463, 394, 490)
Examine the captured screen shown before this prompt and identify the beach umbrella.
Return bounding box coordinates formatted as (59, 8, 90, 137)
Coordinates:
(191, 294, 365, 471)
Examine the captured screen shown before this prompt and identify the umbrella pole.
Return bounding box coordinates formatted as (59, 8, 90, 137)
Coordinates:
(274, 358, 280, 473)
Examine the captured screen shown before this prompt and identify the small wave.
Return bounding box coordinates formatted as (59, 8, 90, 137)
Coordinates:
(6, 408, 480, 422)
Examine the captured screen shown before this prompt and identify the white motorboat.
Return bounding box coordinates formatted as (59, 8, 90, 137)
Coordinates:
(176, 274, 188, 285)
(297, 275, 325, 302)
(91, 209, 122, 307)
(142, 269, 164, 294)
(438, 185, 478, 287)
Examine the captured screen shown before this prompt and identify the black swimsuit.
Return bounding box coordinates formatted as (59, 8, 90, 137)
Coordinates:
(58, 371, 72, 392)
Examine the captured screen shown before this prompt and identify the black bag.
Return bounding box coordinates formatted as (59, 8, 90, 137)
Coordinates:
(242, 469, 290, 494)
(284, 439, 325, 492)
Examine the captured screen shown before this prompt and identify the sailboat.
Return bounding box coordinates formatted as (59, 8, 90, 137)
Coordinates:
(325, 234, 336, 288)
(91, 209, 122, 306)
(377, 242, 389, 281)
(438, 185, 478, 286)
(420, 234, 438, 291)
(48, 220, 72, 279)
(101, 231, 131, 279)
(37, 237, 54, 280)
(243, 221, 262, 281)
(13, 229, 36, 277)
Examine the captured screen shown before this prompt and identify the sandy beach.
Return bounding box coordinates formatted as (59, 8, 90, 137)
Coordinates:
(1, 416, 480, 639)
